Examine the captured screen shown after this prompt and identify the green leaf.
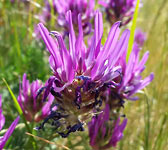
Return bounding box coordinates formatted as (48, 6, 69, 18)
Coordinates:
(126, 0, 140, 62)
(2, 78, 23, 115)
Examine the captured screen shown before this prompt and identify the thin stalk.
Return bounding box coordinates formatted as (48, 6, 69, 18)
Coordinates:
(26, 132, 70, 150)
(144, 89, 151, 150)
(28, 1, 33, 39)
(13, 19, 21, 59)
(153, 113, 168, 150)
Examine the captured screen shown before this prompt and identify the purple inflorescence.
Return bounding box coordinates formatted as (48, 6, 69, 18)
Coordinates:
(37, 0, 95, 36)
(17, 73, 54, 122)
(88, 104, 127, 149)
(36, 10, 153, 141)
(99, 0, 137, 25)
(134, 28, 147, 47)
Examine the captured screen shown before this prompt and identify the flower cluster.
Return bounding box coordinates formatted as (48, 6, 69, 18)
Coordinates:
(9, 1, 153, 149)
(0, 95, 19, 149)
(35, 9, 153, 148)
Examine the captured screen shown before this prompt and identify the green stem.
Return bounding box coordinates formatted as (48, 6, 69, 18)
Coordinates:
(126, 0, 140, 62)
(144, 90, 151, 150)
(153, 113, 168, 150)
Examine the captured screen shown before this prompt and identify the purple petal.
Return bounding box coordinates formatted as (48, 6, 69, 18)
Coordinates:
(43, 77, 55, 100)
(137, 51, 149, 73)
(42, 94, 54, 116)
(94, 11, 103, 56)
(49, 31, 74, 82)
(101, 21, 121, 58)
(108, 29, 130, 68)
(98, 0, 108, 7)
(75, 14, 85, 64)
(102, 104, 110, 122)
(38, 23, 62, 68)
(66, 10, 77, 68)
(22, 73, 29, 101)
(86, 0, 95, 17)
(91, 22, 121, 79)
(87, 10, 103, 66)
(122, 45, 136, 87)
(0, 116, 20, 149)
(0, 95, 5, 131)
(128, 73, 154, 96)
(108, 118, 127, 147)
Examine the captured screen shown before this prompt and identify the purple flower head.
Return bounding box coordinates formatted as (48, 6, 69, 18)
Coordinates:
(17, 73, 54, 122)
(134, 28, 147, 47)
(0, 95, 20, 149)
(53, 0, 95, 34)
(37, 10, 131, 137)
(37, 10, 153, 137)
(88, 104, 127, 149)
(99, 0, 137, 25)
(118, 43, 154, 100)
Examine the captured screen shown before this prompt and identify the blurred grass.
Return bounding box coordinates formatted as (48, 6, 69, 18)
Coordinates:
(120, 0, 168, 150)
(0, 0, 168, 149)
